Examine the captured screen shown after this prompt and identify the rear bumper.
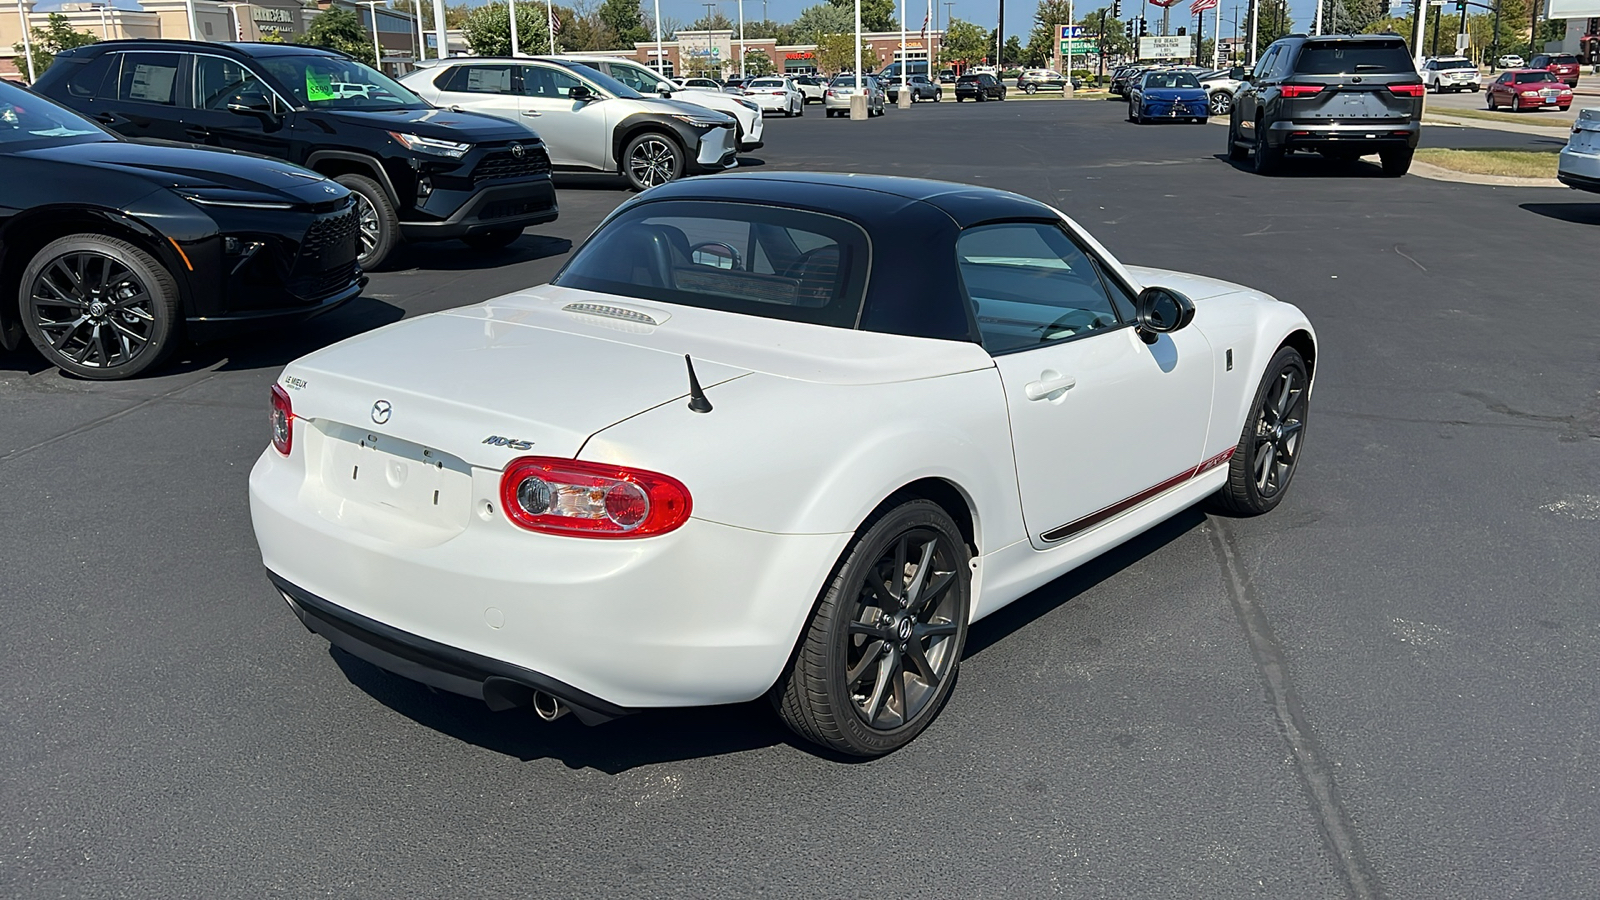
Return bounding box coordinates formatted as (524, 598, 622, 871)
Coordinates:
(399, 178, 558, 241)
(1558, 148, 1600, 192)
(1268, 120, 1419, 150)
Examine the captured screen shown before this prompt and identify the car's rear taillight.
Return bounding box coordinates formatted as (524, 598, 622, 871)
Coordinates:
(1279, 85, 1325, 98)
(499, 457, 691, 539)
(1387, 84, 1425, 97)
(270, 384, 294, 456)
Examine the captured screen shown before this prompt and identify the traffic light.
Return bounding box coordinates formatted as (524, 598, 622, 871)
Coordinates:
(1455, 0, 1466, 9)
(1112, 0, 1122, 17)
(1124, 20, 1135, 40)
(1139, 17, 1149, 37)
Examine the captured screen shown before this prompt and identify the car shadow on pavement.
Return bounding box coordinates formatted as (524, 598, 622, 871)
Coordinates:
(964, 507, 1207, 659)
(375, 233, 573, 273)
(330, 648, 793, 772)
(1213, 152, 1396, 178)
(1520, 202, 1600, 226)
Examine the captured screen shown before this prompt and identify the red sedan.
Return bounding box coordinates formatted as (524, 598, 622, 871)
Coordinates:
(1486, 70, 1574, 111)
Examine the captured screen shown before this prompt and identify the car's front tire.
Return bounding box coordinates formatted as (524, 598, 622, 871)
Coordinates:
(1227, 118, 1248, 160)
(20, 233, 180, 380)
(774, 499, 970, 757)
(623, 131, 684, 191)
(1212, 346, 1309, 516)
(335, 174, 398, 270)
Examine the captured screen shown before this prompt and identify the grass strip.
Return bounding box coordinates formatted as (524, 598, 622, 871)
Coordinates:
(1424, 106, 1571, 126)
(1413, 148, 1562, 178)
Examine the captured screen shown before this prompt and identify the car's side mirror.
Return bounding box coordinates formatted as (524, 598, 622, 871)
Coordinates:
(227, 97, 279, 126)
(1134, 287, 1196, 343)
(568, 85, 596, 102)
(657, 85, 673, 96)
(1228, 66, 1246, 79)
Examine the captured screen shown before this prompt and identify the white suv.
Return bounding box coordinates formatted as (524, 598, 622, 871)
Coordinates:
(401, 58, 738, 191)
(555, 55, 765, 151)
(1422, 57, 1481, 93)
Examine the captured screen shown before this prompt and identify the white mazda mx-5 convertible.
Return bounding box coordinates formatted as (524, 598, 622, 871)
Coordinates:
(249, 172, 1315, 757)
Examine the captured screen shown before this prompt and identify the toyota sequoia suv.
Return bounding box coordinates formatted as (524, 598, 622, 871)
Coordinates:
(1228, 34, 1423, 177)
(34, 41, 559, 268)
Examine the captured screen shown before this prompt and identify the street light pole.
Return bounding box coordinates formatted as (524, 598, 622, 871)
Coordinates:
(653, 0, 664, 75)
(1412, 0, 1428, 69)
(433, 0, 447, 61)
(364, 0, 384, 69)
(14, 0, 36, 83)
(412, 0, 424, 61)
(507, 0, 519, 57)
(739, 0, 745, 78)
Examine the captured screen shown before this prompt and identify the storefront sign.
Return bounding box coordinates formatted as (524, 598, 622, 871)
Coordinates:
(785, 51, 814, 60)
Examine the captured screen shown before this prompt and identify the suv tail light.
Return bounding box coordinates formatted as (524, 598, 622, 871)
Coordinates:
(1387, 84, 1426, 97)
(1279, 85, 1325, 98)
(499, 457, 691, 539)
(270, 384, 294, 456)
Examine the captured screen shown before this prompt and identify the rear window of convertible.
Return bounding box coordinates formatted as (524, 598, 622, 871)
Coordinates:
(554, 200, 870, 328)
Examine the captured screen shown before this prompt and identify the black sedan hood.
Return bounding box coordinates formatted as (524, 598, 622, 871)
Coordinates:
(12, 138, 344, 205)
(307, 107, 538, 143)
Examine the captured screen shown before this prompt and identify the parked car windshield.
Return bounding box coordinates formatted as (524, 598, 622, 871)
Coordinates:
(259, 55, 428, 109)
(0, 80, 110, 148)
(1294, 40, 1414, 74)
(555, 200, 870, 329)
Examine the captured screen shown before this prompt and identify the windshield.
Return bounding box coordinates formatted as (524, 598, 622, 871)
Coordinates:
(556, 200, 870, 329)
(259, 55, 428, 109)
(1295, 40, 1414, 74)
(607, 61, 672, 93)
(1145, 72, 1202, 89)
(549, 62, 643, 99)
(0, 80, 110, 147)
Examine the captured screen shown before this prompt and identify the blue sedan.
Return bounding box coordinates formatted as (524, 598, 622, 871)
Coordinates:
(1128, 70, 1209, 124)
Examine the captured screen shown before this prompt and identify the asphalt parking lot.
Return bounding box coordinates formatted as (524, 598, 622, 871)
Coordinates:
(3, 98, 1598, 899)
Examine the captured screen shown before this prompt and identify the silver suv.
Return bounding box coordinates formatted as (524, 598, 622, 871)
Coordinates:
(554, 55, 764, 151)
(401, 58, 738, 191)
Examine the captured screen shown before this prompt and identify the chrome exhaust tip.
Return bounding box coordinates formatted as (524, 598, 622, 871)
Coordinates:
(532, 691, 569, 722)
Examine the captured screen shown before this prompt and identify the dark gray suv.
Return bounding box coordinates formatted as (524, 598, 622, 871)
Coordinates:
(1228, 35, 1424, 176)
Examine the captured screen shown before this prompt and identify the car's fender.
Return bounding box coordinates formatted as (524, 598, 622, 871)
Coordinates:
(577, 365, 1027, 555)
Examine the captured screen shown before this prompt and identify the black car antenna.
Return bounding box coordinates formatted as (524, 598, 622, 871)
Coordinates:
(684, 355, 713, 413)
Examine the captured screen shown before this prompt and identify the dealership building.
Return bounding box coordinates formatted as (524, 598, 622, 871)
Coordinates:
(625, 29, 945, 79)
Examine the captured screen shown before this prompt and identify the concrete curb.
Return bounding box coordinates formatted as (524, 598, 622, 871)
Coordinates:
(1408, 159, 1565, 187)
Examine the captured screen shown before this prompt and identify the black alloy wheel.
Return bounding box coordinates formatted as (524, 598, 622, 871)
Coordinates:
(624, 132, 683, 191)
(20, 234, 179, 380)
(1213, 346, 1309, 515)
(774, 499, 970, 757)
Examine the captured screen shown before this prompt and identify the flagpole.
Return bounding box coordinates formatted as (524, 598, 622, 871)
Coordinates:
(547, 0, 555, 54)
(1212, 0, 1221, 67)
(653, 0, 663, 75)
(509, 0, 520, 56)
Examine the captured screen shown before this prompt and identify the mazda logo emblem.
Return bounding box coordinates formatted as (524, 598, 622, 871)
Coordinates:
(371, 400, 392, 425)
(510, 143, 525, 159)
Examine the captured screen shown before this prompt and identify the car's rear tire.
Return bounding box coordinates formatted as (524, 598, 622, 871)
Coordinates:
(1024, 84, 1037, 94)
(1227, 119, 1248, 160)
(773, 499, 971, 757)
(462, 228, 522, 251)
(1252, 130, 1282, 175)
(1379, 146, 1413, 177)
(1211, 346, 1309, 516)
(20, 233, 180, 380)
(335, 174, 398, 270)
(623, 131, 683, 191)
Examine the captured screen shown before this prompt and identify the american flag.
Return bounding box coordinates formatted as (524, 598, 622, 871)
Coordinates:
(1190, 0, 1218, 12)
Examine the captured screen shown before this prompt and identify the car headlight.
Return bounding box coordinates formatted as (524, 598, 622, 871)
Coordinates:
(671, 114, 727, 128)
(736, 99, 760, 114)
(176, 188, 295, 210)
(389, 131, 472, 158)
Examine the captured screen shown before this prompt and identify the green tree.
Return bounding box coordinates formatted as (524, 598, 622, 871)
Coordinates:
(743, 49, 776, 75)
(11, 13, 97, 79)
(827, 0, 896, 32)
(939, 17, 989, 64)
(1003, 34, 1024, 66)
(791, 3, 854, 43)
(598, 0, 648, 46)
(688, 10, 734, 31)
(299, 8, 377, 67)
(816, 31, 881, 73)
(461, 2, 556, 56)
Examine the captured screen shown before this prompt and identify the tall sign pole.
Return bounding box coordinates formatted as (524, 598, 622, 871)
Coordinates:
(433, 0, 447, 60)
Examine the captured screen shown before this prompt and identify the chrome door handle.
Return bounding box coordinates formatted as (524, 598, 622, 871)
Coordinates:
(1025, 373, 1077, 401)
(522, 110, 541, 117)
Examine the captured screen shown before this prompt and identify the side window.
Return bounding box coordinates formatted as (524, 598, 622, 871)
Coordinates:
(521, 65, 583, 99)
(956, 222, 1125, 355)
(112, 52, 182, 106)
(445, 64, 514, 94)
(192, 56, 271, 111)
(608, 65, 651, 92)
(63, 54, 116, 98)
(1253, 46, 1279, 80)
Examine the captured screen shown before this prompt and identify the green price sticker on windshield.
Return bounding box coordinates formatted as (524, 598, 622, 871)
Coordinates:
(306, 69, 335, 101)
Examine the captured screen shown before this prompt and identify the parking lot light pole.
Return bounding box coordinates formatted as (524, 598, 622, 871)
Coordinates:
(507, 0, 520, 56)
(364, 0, 385, 69)
(653, 0, 663, 74)
(899, 0, 911, 106)
(433, 0, 446, 62)
(1247, 0, 1258, 64)
(738, 0, 745, 78)
(1412, 0, 1428, 68)
(852, 0, 867, 118)
(1312, 0, 1321, 36)
(14, 0, 36, 83)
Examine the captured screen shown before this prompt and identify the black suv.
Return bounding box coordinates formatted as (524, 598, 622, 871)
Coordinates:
(1228, 34, 1423, 176)
(34, 41, 559, 268)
